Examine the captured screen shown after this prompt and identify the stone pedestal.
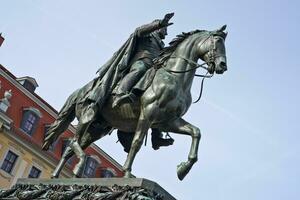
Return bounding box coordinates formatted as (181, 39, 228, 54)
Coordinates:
(0, 178, 176, 200)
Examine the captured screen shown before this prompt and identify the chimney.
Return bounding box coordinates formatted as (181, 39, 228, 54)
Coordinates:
(16, 76, 39, 93)
(0, 33, 4, 47)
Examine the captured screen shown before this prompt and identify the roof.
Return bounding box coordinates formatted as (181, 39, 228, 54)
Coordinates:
(16, 76, 39, 87)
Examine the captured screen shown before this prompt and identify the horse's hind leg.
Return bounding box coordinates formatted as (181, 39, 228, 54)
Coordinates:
(53, 123, 112, 178)
(161, 117, 201, 180)
(51, 145, 73, 178)
(72, 122, 112, 177)
(52, 135, 89, 178)
(123, 110, 150, 177)
(71, 138, 86, 177)
(71, 121, 93, 177)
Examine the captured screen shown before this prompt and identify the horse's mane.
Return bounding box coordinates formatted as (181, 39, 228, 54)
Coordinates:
(153, 30, 205, 67)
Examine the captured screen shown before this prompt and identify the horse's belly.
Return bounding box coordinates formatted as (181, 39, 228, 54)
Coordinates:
(101, 97, 140, 132)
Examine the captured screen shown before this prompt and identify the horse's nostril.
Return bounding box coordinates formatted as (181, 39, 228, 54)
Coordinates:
(220, 62, 227, 70)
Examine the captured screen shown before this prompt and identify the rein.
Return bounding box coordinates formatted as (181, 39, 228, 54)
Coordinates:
(167, 55, 213, 78)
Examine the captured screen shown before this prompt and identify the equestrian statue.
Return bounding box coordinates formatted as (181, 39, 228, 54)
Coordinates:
(42, 12, 228, 180)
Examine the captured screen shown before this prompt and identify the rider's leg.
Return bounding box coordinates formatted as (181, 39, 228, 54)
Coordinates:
(113, 60, 148, 107)
(117, 60, 148, 94)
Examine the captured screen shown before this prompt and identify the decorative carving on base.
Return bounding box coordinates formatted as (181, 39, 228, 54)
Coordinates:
(0, 178, 174, 200)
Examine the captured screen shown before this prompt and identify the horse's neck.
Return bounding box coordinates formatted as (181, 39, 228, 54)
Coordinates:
(165, 39, 198, 91)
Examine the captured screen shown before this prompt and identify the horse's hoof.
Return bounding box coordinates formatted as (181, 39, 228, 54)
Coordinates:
(73, 174, 80, 178)
(51, 175, 58, 179)
(177, 162, 187, 180)
(177, 161, 193, 181)
(123, 171, 133, 178)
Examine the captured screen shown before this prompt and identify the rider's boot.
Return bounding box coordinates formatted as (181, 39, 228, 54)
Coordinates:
(151, 129, 174, 150)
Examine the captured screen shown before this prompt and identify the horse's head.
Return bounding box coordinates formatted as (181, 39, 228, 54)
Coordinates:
(196, 25, 228, 74)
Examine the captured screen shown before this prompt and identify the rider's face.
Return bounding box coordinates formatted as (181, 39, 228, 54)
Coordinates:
(158, 27, 168, 39)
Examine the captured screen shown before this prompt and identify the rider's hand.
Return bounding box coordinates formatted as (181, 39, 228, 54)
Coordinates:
(160, 12, 174, 27)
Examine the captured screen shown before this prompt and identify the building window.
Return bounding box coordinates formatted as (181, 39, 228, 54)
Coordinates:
(101, 169, 115, 178)
(20, 108, 41, 136)
(83, 157, 98, 177)
(22, 113, 37, 133)
(1, 150, 18, 174)
(28, 166, 41, 178)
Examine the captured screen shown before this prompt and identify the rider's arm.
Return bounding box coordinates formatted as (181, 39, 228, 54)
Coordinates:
(135, 13, 174, 37)
(135, 20, 162, 37)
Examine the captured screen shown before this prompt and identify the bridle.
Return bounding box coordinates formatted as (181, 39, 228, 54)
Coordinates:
(168, 55, 211, 77)
(163, 33, 225, 103)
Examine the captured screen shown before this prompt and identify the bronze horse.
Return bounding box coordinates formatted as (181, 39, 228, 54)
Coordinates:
(43, 26, 228, 180)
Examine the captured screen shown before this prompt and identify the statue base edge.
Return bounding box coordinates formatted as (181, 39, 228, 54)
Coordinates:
(0, 178, 176, 200)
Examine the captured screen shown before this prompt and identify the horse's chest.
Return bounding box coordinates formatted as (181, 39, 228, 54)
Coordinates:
(152, 72, 191, 118)
(165, 93, 190, 116)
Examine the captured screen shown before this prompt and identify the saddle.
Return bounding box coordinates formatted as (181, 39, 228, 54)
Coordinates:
(112, 67, 157, 98)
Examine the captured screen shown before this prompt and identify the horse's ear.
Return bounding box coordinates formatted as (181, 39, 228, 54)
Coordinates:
(215, 25, 227, 39)
(218, 25, 227, 32)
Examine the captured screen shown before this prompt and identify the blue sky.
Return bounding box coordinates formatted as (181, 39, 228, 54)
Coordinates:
(1, 1, 300, 199)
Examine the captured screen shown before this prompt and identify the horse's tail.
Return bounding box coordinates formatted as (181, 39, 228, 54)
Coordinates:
(42, 90, 78, 150)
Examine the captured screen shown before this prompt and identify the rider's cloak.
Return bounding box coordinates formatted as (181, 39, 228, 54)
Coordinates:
(76, 32, 138, 109)
(77, 20, 162, 110)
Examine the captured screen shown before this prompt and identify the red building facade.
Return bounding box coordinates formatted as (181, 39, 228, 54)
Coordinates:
(0, 64, 123, 185)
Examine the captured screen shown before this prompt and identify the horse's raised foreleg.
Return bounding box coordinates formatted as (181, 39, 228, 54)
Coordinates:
(162, 117, 201, 180)
(123, 111, 150, 177)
